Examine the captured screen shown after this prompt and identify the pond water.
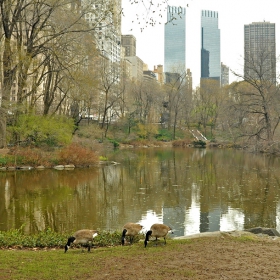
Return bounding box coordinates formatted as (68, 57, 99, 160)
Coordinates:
(1, 147, 280, 237)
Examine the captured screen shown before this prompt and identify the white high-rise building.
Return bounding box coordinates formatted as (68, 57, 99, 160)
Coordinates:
(82, 0, 121, 64)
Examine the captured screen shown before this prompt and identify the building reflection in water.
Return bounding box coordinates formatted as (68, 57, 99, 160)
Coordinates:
(1, 148, 280, 236)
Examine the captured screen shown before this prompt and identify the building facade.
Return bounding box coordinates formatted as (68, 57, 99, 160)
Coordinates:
(82, 0, 121, 64)
(121, 35, 136, 56)
(221, 62, 229, 86)
(125, 56, 144, 81)
(153, 65, 164, 84)
(201, 10, 220, 82)
(244, 22, 276, 82)
(164, 6, 186, 73)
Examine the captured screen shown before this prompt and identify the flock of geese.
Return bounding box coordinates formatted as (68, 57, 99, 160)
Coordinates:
(64, 223, 173, 253)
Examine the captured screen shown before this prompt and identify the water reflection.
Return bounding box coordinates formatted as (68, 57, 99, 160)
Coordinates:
(1, 148, 280, 237)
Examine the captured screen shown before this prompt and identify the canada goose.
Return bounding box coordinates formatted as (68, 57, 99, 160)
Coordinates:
(64, 229, 98, 253)
(144, 223, 173, 248)
(121, 223, 143, 245)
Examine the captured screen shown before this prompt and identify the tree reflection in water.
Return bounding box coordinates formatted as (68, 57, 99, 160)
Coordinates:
(1, 148, 280, 236)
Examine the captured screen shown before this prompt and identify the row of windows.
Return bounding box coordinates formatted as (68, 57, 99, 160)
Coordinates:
(201, 10, 218, 18)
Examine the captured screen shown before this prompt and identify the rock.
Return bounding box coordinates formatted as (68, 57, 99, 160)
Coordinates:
(245, 227, 280, 237)
(19, 166, 34, 170)
(36, 166, 45, 169)
(53, 165, 64, 170)
(7, 167, 16, 170)
(65, 164, 75, 169)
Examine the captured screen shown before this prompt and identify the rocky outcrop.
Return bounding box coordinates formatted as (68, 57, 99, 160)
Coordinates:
(245, 227, 280, 237)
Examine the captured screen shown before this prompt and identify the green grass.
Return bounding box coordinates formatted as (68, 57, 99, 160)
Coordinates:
(0, 239, 191, 280)
(0, 228, 264, 280)
(0, 234, 267, 280)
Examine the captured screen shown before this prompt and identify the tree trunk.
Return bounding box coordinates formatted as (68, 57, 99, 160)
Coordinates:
(0, 39, 15, 148)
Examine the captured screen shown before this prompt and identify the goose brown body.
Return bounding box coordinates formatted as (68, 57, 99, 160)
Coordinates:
(65, 229, 98, 253)
(122, 223, 143, 245)
(144, 224, 173, 247)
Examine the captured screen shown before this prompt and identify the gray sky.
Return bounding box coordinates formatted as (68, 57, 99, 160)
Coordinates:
(122, 0, 280, 87)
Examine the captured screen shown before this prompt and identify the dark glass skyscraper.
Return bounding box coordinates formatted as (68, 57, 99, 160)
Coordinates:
(201, 10, 220, 82)
(164, 6, 186, 73)
(244, 22, 276, 82)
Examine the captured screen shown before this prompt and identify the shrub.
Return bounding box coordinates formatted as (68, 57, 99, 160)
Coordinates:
(156, 129, 173, 141)
(192, 140, 206, 148)
(99, 156, 108, 161)
(0, 227, 143, 249)
(9, 114, 75, 146)
(136, 123, 158, 140)
(58, 143, 98, 166)
(172, 140, 192, 147)
(0, 156, 9, 166)
(8, 147, 53, 167)
(107, 138, 119, 148)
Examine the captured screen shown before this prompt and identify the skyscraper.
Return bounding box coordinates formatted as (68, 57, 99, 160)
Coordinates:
(201, 10, 220, 82)
(244, 22, 276, 82)
(164, 6, 186, 73)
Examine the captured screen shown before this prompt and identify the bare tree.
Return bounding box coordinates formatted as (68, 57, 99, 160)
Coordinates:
(193, 79, 222, 138)
(163, 68, 190, 139)
(96, 58, 122, 136)
(231, 49, 280, 152)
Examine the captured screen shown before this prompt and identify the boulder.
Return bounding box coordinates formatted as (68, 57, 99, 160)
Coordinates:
(245, 227, 280, 237)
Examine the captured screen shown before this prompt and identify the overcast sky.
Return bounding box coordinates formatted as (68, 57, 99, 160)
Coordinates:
(121, 0, 280, 87)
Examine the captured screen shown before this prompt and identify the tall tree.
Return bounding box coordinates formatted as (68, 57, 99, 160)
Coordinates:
(231, 49, 280, 152)
(0, 0, 116, 147)
(193, 79, 221, 138)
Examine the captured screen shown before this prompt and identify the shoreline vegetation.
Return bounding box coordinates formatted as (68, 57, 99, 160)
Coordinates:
(0, 226, 278, 250)
(0, 138, 246, 171)
(0, 227, 127, 250)
(2, 117, 279, 170)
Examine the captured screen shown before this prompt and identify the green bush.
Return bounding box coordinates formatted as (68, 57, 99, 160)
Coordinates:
(0, 227, 68, 248)
(9, 114, 75, 146)
(0, 227, 143, 249)
(99, 156, 108, 161)
(156, 129, 173, 141)
(0, 156, 8, 166)
(107, 138, 119, 148)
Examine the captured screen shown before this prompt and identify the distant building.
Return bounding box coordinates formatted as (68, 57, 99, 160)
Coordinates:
(121, 35, 136, 56)
(143, 63, 149, 71)
(125, 56, 144, 81)
(143, 70, 157, 82)
(81, 0, 121, 64)
(165, 72, 181, 84)
(164, 6, 186, 73)
(186, 68, 193, 94)
(244, 22, 276, 82)
(153, 65, 164, 84)
(221, 63, 229, 86)
(201, 10, 221, 83)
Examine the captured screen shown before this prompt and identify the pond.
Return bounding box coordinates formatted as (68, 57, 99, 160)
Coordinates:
(1, 147, 280, 237)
